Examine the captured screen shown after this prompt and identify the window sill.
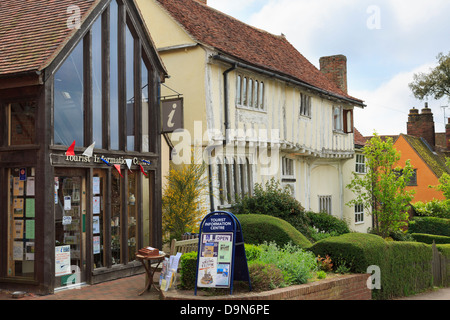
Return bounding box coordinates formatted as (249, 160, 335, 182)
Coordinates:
(236, 104, 267, 113)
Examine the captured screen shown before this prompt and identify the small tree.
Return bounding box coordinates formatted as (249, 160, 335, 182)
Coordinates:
(409, 52, 450, 101)
(346, 133, 415, 237)
(162, 154, 208, 242)
(430, 158, 450, 201)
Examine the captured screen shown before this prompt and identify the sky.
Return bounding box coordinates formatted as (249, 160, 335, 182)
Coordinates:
(207, 0, 450, 136)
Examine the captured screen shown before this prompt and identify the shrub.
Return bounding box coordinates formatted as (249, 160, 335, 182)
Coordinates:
(412, 200, 450, 219)
(258, 242, 317, 285)
(248, 261, 285, 291)
(179, 251, 198, 290)
(244, 243, 262, 261)
(411, 233, 450, 244)
(307, 211, 350, 235)
(237, 214, 312, 248)
(232, 178, 311, 238)
(408, 217, 450, 237)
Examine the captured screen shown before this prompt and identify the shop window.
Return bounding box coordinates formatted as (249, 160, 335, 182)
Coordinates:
(110, 0, 120, 150)
(8, 102, 36, 146)
(127, 172, 138, 262)
(141, 58, 149, 152)
(111, 170, 122, 265)
(7, 167, 36, 279)
(92, 18, 103, 149)
(93, 170, 106, 269)
(54, 174, 85, 288)
(54, 40, 84, 146)
(125, 25, 135, 151)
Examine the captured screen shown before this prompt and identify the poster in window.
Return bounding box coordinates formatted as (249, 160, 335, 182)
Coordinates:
(93, 236, 100, 254)
(26, 242, 35, 261)
(55, 245, 71, 276)
(93, 196, 100, 214)
(92, 216, 100, 234)
(26, 177, 35, 196)
(13, 241, 23, 261)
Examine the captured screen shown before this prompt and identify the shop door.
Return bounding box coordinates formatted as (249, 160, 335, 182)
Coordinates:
(54, 169, 87, 290)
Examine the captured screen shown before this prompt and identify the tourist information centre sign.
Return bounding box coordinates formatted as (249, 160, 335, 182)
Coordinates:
(195, 211, 251, 295)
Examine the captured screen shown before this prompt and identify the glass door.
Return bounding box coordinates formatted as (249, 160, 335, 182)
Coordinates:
(54, 171, 86, 289)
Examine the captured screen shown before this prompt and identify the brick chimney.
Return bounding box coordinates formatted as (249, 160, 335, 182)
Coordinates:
(319, 55, 347, 94)
(407, 103, 436, 150)
(446, 118, 450, 150)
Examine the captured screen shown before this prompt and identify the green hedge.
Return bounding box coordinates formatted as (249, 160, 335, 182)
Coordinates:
(306, 211, 350, 235)
(308, 233, 433, 300)
(408, 217, 450, 237)
(411, 233, 450, 244)
(236, 214, 312, 248)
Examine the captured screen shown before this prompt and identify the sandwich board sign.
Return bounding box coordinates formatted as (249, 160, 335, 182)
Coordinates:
(195, 211, 251, 295)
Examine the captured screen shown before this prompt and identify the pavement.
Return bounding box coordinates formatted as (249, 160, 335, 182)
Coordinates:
(0, 272, 448, 300)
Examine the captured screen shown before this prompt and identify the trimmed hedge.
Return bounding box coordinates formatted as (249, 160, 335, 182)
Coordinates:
(408, 217, 450, 237)
(306, 211, 350, 235)
(236, 214, 312, 248)
(411, 233, 450, 244)
(308, 233, 433, 300)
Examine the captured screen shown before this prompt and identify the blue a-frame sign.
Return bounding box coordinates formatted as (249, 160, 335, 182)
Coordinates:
(194, 211, 251, 295)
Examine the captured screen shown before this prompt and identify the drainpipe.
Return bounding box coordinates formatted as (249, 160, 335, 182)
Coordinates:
(223, 63, 237, 144)
(207, 63, 236, 212)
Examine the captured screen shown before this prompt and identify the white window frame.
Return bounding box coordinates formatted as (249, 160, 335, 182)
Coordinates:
(299, 93, 311, 118)
(282, 156, 295, 178)
(333, 105, 343, 132)
(355, 154, 366, 174)
(354, 203, 364, 224)
(318, 195, 332, 215)
(236, 74, 265, 111)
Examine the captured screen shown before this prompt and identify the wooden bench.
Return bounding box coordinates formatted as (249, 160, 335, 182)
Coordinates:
(169, 238, 199, 256)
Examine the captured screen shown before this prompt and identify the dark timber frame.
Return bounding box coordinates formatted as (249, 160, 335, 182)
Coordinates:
(0, 0, 166, 294)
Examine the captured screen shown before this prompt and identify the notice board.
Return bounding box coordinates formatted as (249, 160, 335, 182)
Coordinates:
(195, 211, 251, 295)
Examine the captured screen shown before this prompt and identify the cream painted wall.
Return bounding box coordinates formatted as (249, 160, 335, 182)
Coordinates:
(136, 0, 367, 231)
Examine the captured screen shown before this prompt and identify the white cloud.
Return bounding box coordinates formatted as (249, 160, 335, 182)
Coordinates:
(353, 62, 448, 137)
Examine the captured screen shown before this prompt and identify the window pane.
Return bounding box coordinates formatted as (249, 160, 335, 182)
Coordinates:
(236, 75, 241, 105)
(7, 168, 36, 279)
(111, 170, 122, 265)
(126, 25, 135, 151)
(259, 82, 264, 109)
(110, 0, 119, 150)
(54, 41, 84, 146)
(92, 18, 103, 148)
(128, 172, 138, 262)
(142, 58, 149, 152)
(9, 102, 36, 145)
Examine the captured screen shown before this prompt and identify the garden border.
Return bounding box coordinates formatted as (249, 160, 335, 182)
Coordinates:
(161, 273, 371, 300)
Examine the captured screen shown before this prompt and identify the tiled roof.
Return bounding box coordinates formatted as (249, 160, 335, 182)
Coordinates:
(155, 0, 363, 104)
(402, 134, 450, 178)
(354, 128, 367, 146)
(0, 0, 99, 75)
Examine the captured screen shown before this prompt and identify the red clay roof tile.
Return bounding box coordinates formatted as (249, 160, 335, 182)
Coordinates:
(0, 0, 99, 75)
(156, 0, 363, 104)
